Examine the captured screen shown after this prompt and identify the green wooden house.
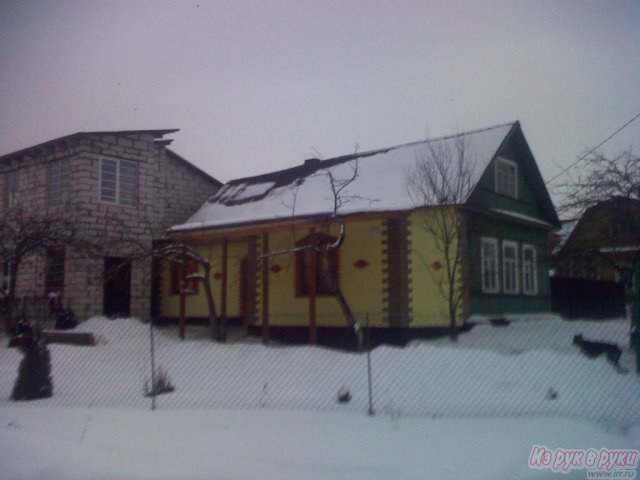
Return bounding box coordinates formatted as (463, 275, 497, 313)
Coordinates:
(464, 123, 560, 316)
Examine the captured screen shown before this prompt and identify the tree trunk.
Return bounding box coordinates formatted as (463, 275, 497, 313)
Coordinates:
(334, 288, 363, 350)
(634, 263, 639, 374)
(3, 260, 20, 335)
(201, 266, 219, 341)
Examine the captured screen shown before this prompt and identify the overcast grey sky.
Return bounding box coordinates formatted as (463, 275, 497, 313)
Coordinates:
(1, 0, 639, 193)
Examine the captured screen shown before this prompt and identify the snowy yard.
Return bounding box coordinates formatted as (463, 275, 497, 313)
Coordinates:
(0, 314, 638, 479)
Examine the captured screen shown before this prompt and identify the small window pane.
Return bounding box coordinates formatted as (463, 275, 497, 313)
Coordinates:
(522, 245, 537, 295)
(100, 159, 117, 202)
(47, 159, 70, 206)
(119, 160, 137, 206)
(502, 242, 519, 294)
(496, 159, 517, 198)
(481, 238, 499, 293)
(4, 170, 18, 208)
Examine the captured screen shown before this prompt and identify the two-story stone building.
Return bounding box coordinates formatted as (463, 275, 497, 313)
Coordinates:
(0, 129, 220, 321)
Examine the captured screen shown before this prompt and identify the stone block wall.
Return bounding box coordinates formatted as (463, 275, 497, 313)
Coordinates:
(0, 130, 220, 322)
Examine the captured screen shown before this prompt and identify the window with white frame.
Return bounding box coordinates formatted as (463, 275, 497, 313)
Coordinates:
(47, 159, 71, 206)
(495, 158, 517, 198)
(481, 238, 499, 293)
(100, 158, 138, 207)
(502, 241, 519, 294)
(4, 170, 18, 209)
(522, 245, 537, 295)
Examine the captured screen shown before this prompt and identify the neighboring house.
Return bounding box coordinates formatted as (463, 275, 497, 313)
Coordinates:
(553, 197, 640, 296)
(164, 122, 560, 344)
(0, 130, 221, 321)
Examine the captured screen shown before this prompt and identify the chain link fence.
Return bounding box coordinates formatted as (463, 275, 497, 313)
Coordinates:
(1, 313, 638, 429)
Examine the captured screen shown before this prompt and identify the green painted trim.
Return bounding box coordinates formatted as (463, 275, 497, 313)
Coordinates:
(466, 212, 552, 316)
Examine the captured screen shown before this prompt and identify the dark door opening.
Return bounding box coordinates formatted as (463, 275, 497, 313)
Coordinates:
(103, 257, 131, 317)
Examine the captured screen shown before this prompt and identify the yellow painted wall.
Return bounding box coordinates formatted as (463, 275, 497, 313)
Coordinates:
(161, 209, 465, 330)
(409, 207, 464, 327)
(264, 219, 385, 327)
(160, 240, 248, 318)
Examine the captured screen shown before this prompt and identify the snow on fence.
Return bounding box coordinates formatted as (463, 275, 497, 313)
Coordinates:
(0, 314, 638, 429)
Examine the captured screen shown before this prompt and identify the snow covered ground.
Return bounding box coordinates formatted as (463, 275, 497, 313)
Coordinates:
(1, 407, 638, 480)
(0, 314, 638, 479)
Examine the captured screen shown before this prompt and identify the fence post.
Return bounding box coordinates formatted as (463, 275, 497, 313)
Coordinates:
(149, 317, 156, 411)
(635, 263, 639, 375)
(366, 313, 374, 416)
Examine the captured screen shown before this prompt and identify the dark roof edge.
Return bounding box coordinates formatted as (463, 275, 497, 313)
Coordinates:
(512, 122, 561, 228)
(165, 149, 223, 187)
(0, 129, 180, 162)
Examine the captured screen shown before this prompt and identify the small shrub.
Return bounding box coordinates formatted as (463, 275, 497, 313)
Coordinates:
(144, 367, 175, 397)
(337, 385, 351, 404)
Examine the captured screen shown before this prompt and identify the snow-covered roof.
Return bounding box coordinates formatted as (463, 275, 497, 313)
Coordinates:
(173, 123, 516, 232)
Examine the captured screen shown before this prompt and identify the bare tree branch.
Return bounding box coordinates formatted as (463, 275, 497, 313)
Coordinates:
(557, 148, 640, 326)
(558, 149, 640, 217)
(0, 206, 100, 334)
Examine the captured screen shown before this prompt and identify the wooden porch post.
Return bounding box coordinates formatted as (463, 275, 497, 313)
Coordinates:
(308, 228, 317, 345)
(262, 232, 270, 343)
(220, 237, 228, 342)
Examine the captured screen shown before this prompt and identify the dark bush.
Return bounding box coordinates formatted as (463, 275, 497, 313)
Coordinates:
(11, 328, 53, 401)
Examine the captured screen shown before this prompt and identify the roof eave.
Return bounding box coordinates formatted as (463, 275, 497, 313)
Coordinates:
(169, 207, 430, 239)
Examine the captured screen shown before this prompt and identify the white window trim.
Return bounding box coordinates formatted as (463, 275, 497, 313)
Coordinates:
(522, 244, 538, 295)
(502, 240, 519, 294)
(99, 157, 138, 207)
(481, 237, 500, 294)
(495, 157, 518, 199)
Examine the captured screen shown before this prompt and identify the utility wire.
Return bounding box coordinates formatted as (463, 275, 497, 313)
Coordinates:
(546, 110, 640, 184)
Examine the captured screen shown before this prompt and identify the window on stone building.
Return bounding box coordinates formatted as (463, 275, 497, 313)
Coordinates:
(295, 233, 339, 296)
(4, 170, 18, 209)
(170, 257, 199, 295)
(45, 248, 65, 296)
(46, 159, 71, 206)
(495, 157, 517, 198)
(100, 158, 138, 207)
(502, 241, 519, 294)
(1, 260, 12, 294)
(522, 245, 537, 295)
(481, 237, 499, 293)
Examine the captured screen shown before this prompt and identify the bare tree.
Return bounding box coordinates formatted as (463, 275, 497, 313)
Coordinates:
(0, 207, 85, 334)
(155, 244, 220, 340)
(315, 158, 363, 346)
(263, 153, 365, 348)
(559, 148, 640, 326)
(121, 243, 220, 340)
(407, 135, 477, 340)
(560, 149, 639, 216)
